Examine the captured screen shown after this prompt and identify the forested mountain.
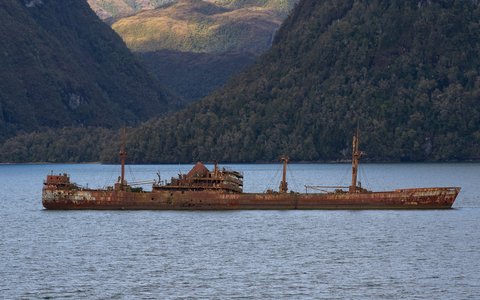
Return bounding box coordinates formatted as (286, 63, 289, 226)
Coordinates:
(2, 0, 480, 163)
(0, 0, 173, 141)
(88, 0, 299, 102)
(125, 0, 480, 163)
(139, 50, 256, 103)
(111, 0, 295, 53)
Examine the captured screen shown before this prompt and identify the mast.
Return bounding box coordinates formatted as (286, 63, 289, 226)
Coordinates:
(349, 127, 362, 193)
(119, 127, 127, 190)
(279, 156, 289, 193)
(213, 160, 219, 176)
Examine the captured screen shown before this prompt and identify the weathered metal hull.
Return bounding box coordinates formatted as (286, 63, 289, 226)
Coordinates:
(42, 187, 460, 210)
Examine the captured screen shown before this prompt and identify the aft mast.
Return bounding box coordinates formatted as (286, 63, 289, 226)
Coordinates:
(349, 127, 363, 193)
(279, 156, 289, 193)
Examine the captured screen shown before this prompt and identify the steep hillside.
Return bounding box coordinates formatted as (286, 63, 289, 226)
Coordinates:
(86, 0, 174, 21)
(138, 50, 256, 102)
(93, 0, 299, 102)
(88, 0, 295, 22)
(87, 0, 300, 102)
(0, 0, 173, 140)
(125, 0, 480, 163)
(3, 0, 479, 163)
(111, 0, 292, 53)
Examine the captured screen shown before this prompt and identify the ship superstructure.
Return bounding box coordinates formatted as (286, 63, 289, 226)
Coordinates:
(42, 130, 460, 210)
(152, 162, 243, 193)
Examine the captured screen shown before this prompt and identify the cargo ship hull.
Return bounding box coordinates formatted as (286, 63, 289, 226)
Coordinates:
(41, 130, 460, 210)
(42, 187, 459, 210)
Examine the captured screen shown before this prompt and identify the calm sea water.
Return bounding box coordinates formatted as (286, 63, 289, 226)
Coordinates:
(1, 163, 479, 299)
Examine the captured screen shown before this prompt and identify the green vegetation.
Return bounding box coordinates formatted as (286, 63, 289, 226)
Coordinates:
(103, 0, 298, 101)
(0, 127, 116, 163)
(1, 0, 479, 163)
(86, 0, 176, 21)
(110, 0, 296, 54)
(0, 0, 174, 141)
(88, 0, 296, 21)
(126, 0, 480, 163)
(138, 50, 256, 102)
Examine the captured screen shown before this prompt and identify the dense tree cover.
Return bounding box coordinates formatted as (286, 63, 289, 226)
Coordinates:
(126, 0, 480, 163)
(1, 0, 480, 163)
(0, 127, 117, 163)
(138, 50, 256, 102)
(0, 0, 175, 141)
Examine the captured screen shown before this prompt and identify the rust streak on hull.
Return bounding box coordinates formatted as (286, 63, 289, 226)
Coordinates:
(42, 187, 460, 210)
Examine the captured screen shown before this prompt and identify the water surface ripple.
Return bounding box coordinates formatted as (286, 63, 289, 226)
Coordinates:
(1, 163, 479, 299)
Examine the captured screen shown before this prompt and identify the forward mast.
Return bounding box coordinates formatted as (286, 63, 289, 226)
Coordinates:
(119, 128, 127, 190)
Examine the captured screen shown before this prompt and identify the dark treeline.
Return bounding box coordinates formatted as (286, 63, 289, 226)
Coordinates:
(138, 50, 257, 103)
(0, 127, 117, 163)
(1, 0, 480, 163)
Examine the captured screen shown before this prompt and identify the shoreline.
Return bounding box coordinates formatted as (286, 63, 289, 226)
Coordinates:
(1, 160, 480, 165)
(0, 162, 102, 165)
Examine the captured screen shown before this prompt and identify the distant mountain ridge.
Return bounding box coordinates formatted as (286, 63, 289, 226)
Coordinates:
(3, 0, 479, 163)
(0, 0, 173, 140)
(110, 0, 297, 54)
(86, 0, 175, 22)
(122, 0, 480, 163)
(88, 0, 295, 23)
(87, 0, 299, 102)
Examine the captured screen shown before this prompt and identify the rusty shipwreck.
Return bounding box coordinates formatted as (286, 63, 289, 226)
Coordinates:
(42, 131, 460, 210)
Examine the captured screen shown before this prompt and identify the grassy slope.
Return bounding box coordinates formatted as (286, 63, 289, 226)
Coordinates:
(88, 0, 295, 20)
(111, 0, 289, 54)
(105, 0, 298, 102)
(86, 0, 175, 20)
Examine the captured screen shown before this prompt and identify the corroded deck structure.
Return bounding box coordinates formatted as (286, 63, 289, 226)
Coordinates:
(43, 184, 459, 210)
(42, 130, 460, 210)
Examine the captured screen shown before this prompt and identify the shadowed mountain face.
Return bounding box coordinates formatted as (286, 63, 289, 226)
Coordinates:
(0, 0, 174, 140)
(137, 50, 256, 103)
(121, 0, 480, 163)
(3, 0, 479, 164)
(87, 0, 299, 102)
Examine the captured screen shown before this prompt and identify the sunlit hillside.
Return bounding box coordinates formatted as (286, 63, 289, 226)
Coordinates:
(86, 0, 174, 21)
(110, 0, 297, 53)
(86, 0, 299, 102)
(87, 0, 295, 21)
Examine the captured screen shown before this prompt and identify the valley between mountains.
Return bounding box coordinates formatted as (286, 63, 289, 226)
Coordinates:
(0, 0, 479, 163)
